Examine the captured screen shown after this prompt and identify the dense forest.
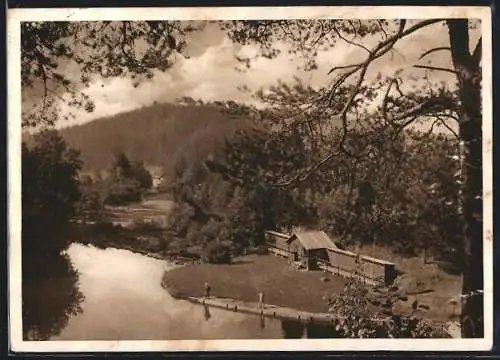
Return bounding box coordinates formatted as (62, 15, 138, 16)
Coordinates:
(34, 98, 461, 267)
(165, 102, 461, 267)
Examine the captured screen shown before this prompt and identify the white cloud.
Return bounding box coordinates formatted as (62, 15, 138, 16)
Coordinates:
(55, 21, 480, 129)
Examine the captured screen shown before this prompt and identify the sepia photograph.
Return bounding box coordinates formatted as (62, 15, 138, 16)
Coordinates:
(8, 6, 492, 352)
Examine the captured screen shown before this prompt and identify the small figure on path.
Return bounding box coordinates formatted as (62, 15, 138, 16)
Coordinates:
(258, 291, 265, 310)
(204, 282, 211, 298)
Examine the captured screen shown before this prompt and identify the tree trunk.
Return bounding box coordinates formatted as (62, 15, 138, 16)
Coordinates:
(447, 19, 483, 338)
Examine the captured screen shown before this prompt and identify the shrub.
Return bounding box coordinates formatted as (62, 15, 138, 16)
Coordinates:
(328, 278, 451, 338)
(255, 244, 269, 255)
(201, 241, 232, 264)
(102, 176, 143, 206)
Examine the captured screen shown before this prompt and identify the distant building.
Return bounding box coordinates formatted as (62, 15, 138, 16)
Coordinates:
(145, 165, 165, 191)
(152, 175, 164, 190)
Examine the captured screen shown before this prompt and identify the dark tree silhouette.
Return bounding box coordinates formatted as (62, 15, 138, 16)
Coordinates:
(22, 130, 84, 340)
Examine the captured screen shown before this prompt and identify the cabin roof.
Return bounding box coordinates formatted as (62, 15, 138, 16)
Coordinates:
(360, 254, 395, 266)
(327, 246, 358, 258)
(287, 231, 338, 250)
(265, 230, 291, 239)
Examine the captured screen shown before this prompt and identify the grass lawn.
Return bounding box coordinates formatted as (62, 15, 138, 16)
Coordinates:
(162, 254, 346, 313)
(163, 251, 462, 323)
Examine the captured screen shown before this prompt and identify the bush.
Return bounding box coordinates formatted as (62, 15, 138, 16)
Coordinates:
(103, 179, 143, 205)
(328, 278, 451, 338)
(255, 244, 269, 255)
(201, 241, 232, 264)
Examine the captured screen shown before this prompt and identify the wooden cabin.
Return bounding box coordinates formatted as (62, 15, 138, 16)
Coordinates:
(265, 229, 396, 285)
(286, 231, 337, 270)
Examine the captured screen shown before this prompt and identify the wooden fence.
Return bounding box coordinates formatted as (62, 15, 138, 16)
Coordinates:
(267, 245, 291, 258)
(317, 258, 383, 286)
(265, 238, 395, 286)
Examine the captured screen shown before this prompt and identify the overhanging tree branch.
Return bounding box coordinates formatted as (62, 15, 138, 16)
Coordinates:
(326, 19, 444, 155)
(413, 64, 457, 74)
(273, 19, 453, 188)
(419, 46, 451, 60)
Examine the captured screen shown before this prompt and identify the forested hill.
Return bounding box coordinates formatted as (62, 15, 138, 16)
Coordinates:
(59, 102, 251, 183)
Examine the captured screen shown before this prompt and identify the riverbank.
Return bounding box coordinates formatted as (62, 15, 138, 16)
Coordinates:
(162, 252, 461, 325)
(162, 254, 347, 314)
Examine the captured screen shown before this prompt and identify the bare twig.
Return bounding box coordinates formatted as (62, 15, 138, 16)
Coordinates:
(418, 46, 451, 60)
(391, 96, 456, 123)
(413, 64, 457, 74)
(273, 149, 341, 188)
(333, 23, 372, 54)
(436, 116, 459, 138)
(377, 20, 389, 40)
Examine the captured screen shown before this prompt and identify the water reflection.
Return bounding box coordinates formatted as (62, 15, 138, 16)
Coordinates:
(203, 304, 211, 321)
(22, 253, 84, 340)
(25, 243, 339, 340)
(259, 315, 266, 331)
(51, 244, 286, 340)
(281, 319, 304, 338)
(280, 319, 340, 339)
(306, 323, 339, 338)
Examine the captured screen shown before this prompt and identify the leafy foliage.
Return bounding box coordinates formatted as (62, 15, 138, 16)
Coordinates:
(22, 130, 84, 340)
(201, 241, 233, 264)
(22, 130, 82, 258)
(99, 151, 152, 205)
(170, 107, 462, 266)
(328, 278, 451, 338)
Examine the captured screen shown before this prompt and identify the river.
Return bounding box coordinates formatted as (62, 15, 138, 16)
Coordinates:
(50, 243, 335, 340)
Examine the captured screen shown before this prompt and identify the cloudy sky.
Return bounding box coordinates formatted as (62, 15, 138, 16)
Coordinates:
(49, 20, 480, 129)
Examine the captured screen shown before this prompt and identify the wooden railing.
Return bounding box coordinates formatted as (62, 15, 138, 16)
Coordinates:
(267, 244, 291, 258)
(316, 258, 385, 285)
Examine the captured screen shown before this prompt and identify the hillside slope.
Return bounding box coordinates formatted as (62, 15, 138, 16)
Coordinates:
(59, 102, 251, 183)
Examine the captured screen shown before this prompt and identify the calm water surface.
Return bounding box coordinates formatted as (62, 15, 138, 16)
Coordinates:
(52, 243, 318, 340)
